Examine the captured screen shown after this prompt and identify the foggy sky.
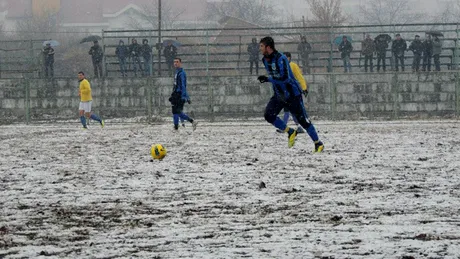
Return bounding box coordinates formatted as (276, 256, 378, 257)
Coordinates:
(282, 0, 449, 17)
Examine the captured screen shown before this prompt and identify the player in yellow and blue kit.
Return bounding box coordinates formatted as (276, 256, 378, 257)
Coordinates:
(258, 37, 324, 152)
(78, 71, 104, 129)
(277, 52, 308, 134)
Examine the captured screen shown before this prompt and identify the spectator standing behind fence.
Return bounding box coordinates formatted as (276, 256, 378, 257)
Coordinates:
(361, 34, 375, 72)
(297, 36, 312, 74)
(409, 35, 423, 72)
(129, 39, 142, 77)
(141, 39, 153, 77)
(338, 36, 353, 73)
(391, 34, 407, 72)
(375, 37, 388, 72)
(89, 41, 104, 78)
(115, 40, 128, 77)
(247, 38, 259, 75)
(164, 42, 177, 76)
(432, 36, 442, 71)
(42, 43, 55, 78)
(422, 35, 433, 72)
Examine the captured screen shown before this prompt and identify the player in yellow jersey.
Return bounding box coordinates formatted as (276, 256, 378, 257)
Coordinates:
(78, 71, 104, 129)
(276, 52, 308, 134)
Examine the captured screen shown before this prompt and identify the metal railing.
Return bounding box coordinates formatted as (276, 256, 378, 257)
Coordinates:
(0, 23, 459, 78)
(101, 22, 460, 77)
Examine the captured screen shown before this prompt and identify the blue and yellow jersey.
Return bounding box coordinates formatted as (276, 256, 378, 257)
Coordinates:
(79, 79, 92, 102)
(289, 62, 307, 91)
(262, 51, 302, 101)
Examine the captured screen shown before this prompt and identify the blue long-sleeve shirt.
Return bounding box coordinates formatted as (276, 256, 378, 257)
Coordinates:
(173, 68, 189, 101)
(262, 50, 302, 101)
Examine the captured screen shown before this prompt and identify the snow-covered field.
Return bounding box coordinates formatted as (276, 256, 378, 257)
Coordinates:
(1, 120, 460, 259)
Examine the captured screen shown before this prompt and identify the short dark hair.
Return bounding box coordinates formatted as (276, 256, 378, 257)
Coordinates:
(174, 57, 182, 62)
(260, 37, 275, 50)
(284, 52, 291, 58)
(78, 71, 85, 75)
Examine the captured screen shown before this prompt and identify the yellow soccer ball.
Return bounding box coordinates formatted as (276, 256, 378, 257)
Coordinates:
(151, 144, 167, 160)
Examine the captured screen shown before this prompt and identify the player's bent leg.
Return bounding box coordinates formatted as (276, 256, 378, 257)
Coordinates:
(179, 113, 197, 131)
(290, 97, 324, 152)
(283, 111, 290, 124)
(291, 115, 305, 133)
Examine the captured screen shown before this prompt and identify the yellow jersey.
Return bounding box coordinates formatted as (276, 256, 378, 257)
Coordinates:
(290, 62, 307, 91)
(79, 79, 92, 102)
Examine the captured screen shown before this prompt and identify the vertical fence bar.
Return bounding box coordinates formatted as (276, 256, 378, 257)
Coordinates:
(158, 0, 162, 77)
(25, 79, 30, 124)
(149, 30, 153, 76)
(147, 77, 153, 123)
(206, 30, 214, 122)
(102, 30, 107, 77)
(330, 74, 337, 120)
(455, 71, 460, 119)
(456, 24, 459, 70)
(392, 73, 399, 119)
(238, 36, 242, 72)
(328, 26, 333, 73)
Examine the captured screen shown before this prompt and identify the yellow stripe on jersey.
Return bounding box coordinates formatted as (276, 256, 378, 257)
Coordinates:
(290, 62, 307, 91)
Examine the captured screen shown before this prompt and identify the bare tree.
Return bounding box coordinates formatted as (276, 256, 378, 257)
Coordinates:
(305, 0, 348, 26)
(432, 0, 460, 23)
(127, 1, 185, 30)
(15, 11, 59, 40)
(205, 0, 278, 25)
(358, 0, 423, 25)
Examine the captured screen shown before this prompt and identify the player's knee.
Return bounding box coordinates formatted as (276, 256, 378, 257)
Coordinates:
(264, 112, 276, 123)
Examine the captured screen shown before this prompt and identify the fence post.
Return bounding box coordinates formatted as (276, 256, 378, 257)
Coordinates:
(147, 77, 153, 123)
(206, 30, 214, 122)
(391, 73, 399, 119)
(102, 30, 107, 77)
(238, 35, 242, 72)
(25, 79, 30, 124)
(456, 71, 460, 117)
(328, 26, 334, 73)
(330, 73, 337, 120)
(455, 24, 459, 70)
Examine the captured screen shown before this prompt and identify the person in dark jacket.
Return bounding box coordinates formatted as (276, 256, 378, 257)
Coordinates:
(432, 36, 443, 71)
(164, 42, 177, 76)
(375, 37, 388, 72)
(115, 40, 128, 77)
(141, 39, 152, 76)
(391, 34, 407, 72)
(129, 39, 142, 77)
(88, 41, 104, 78)
(422, 35, 433, 72)
(338, 36, 353, 73)
(297, 36, 312, 74)
(408, 35, 424, 72)
(361, 34, 375, 72)
(247, 38, 259, 75)
(42, 43, 55, 78)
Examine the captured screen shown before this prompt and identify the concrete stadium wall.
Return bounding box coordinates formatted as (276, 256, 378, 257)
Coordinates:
(0, 72, 459, 123)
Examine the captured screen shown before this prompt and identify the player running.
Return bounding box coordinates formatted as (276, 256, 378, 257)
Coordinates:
(78, 71, 104, 129)
(276, 51, 308, 134)
(257, 37, 324, 152)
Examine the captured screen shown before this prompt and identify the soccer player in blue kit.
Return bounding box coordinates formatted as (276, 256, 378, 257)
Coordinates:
(257, 37, 324, 152)
(169, 58, 198, 131)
